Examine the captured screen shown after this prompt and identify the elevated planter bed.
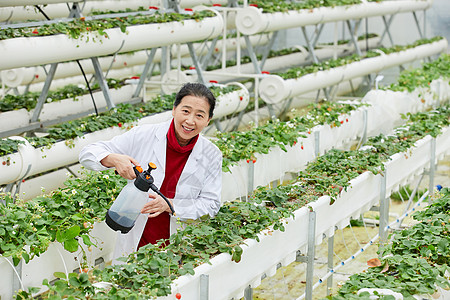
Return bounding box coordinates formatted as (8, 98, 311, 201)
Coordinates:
(160, 126, 449, 300)
(0, 11, 223, 70)
(0, 85, 135, 134)
(235, 0, 433, 35)
(259, 39, 448, 104)
(0, 0, 83, 6)
(221, 104, 367, 202)
(2, 118, 448, 300)
(0, 221, 115, 299)
(1, 33, 270, 88)
(0, 1, 162, 22)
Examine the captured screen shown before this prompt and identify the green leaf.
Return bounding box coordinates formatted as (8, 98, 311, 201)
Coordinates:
(64, 225, 81, 240)
(231, 245, 243, 263)
(63, 239, 79, 252)
(54, 271, 67, 279)
(81, 234, 94, 246)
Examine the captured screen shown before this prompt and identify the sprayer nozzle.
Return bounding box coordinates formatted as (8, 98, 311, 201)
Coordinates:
(148, 162, 157, 170)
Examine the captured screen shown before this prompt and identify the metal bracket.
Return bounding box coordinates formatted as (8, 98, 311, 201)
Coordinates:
(132, 48, 158, 98)
(243, 35, 262, 74)
(379, 171, 389, 244)
(31, 63, 58, 123)
(305, 210, 317, 300)
(91, 57, 115, 109)
(200, 274, 209, 300)
(380, 15, 395, 46)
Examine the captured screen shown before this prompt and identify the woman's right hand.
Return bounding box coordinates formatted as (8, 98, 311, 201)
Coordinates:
(100, 153, 140, 180)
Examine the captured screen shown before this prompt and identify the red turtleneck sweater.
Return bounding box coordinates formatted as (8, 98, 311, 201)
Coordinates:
(138, 120, 198, 248)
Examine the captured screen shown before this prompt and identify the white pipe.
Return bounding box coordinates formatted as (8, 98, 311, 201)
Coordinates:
(0, 0, 83, 6)
(235, 0, 433, 35)
(259, 39, 448, 104)
(1, 33, 271, 88)
(0, 12, 223, 70)
(0, 1, 153, 21)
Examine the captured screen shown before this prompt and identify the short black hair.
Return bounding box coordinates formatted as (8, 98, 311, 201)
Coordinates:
(174, 82, 216, 119)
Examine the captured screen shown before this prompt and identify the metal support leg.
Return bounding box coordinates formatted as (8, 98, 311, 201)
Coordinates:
(213, 119, 223, 132)
(314, 131, 320, 157)
(31, 63, 58, 122)
(247, 160, 255, 198)
(200, 36, 219, 68)
(12, 259, 22, 298)
(244, 35, 262, 74)
(305, 210, 317, 300)
(259, 31, 279, 70)
(379, 171, 389, 244)
(91, 57, 115, 109)
(412, 11, 425, 39)
(301, 27, 319, 64)
(187, 42, 206, 85)
(244, 285, 253, 300)
(327, 235, 334, 296)
(200, 274, 209, 300)
(346, 20, 362, 56)
(380, 15, 395, 46)
(68, 2, 82, 18)
(132, 48, 157, 98)
(428, 138, 436, 200)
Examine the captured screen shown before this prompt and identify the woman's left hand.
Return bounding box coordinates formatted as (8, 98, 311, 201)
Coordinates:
(141, 194, 173, 218)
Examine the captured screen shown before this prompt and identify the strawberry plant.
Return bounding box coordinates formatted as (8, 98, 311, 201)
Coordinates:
(0, 11, 215, 41)
(275, 37, 444, 80)
(214, 101, 366, 171)
(4, 102, 449, 299)
(329, 188, 450, 299)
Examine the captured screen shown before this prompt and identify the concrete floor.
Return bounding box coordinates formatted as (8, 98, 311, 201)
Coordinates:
(251, 155, 450, 300)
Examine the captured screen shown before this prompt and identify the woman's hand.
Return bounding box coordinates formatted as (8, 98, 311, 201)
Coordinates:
(141, 194, 174, 218)
(100, 153, 140, 180)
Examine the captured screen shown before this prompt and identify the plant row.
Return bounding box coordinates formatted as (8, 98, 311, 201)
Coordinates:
(329, 187, 450, 299)
(274, 37, 444, 80)
(0, 10, 215, 41)
(7, 103, 450, 299)
(0, 78, 125, 112)
(245, 0, 380, 14)
(0, 85, 238, 157)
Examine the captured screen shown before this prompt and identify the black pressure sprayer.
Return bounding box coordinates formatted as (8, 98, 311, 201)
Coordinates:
(106, 162, 175, 234)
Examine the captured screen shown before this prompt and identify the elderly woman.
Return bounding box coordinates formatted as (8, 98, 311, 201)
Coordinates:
(79, 82, 222, 260)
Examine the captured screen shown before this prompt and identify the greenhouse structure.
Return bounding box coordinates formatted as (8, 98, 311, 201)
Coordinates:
(0, 0, 449, 299)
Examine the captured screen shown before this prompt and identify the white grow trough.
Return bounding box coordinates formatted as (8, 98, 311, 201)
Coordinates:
(0, 9, 223, 71)
(235, 0, 433, 35)
(258, 39, 448, 104)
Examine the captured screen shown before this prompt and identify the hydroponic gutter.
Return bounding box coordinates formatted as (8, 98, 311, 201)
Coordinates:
(259, 39, 448, 104)
(158, 127, 450, 300)
(0, 11, 223, 70)
(235, 0, 433, 35)
(0, 0, 228, 21)
(0, 85, 135, 137)
(1, 34, 271, 87)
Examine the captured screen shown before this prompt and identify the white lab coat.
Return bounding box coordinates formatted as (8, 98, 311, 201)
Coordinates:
(79, 120, 222, 261)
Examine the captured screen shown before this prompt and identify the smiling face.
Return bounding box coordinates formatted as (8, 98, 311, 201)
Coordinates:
(172, 95, 211, 146)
